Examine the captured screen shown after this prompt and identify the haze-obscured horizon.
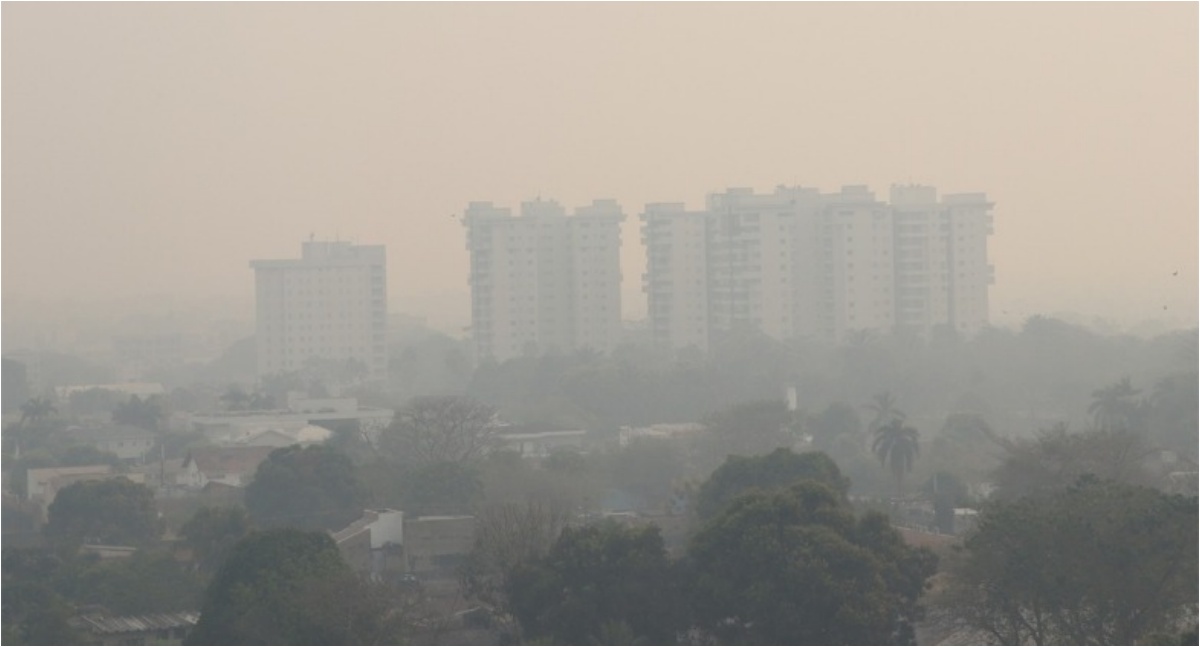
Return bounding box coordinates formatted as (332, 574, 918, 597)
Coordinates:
(4, 3, 1197, 339)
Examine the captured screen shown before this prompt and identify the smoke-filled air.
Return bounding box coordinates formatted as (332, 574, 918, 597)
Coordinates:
(2, 4, 1196, 646)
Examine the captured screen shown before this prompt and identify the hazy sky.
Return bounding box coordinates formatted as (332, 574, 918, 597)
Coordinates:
(4, 3, 1197, 332)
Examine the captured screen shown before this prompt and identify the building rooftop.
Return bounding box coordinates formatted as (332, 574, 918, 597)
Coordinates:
(69, 611, 199, 636)
(185, 445, 276, 476)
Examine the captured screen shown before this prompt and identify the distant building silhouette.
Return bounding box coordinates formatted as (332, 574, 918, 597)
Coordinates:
(250, 241, 387, 380)
(464, 199, 624, 362)
(641, 184, 994, 349)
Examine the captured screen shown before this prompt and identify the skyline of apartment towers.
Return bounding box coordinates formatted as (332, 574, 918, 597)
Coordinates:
(248, 183, 993, 371)
(465, 184, 993, 361)
(643, 184, 994, 351)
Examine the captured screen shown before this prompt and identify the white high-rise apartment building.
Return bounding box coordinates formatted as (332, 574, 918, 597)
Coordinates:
(465, 199, 624, 362)
(250, 241, 388, 380)
(890, 186, 994, 335)
(641, 184, 993, 349)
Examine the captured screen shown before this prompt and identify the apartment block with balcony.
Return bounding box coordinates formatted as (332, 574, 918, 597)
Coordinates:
(891, 185, 995, 336)
(465, 198, 624, 362)
(642, 203, 710, 351)
(641, 184, 994, 349)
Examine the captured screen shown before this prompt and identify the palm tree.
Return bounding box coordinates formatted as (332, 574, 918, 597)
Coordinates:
(1088, 377, 1143, 431)
(872, 419, 919, 498)
(864, 391, 905, 434)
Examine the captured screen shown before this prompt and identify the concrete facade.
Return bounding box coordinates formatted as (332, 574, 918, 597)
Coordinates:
(465, 199, 624, 362)
(251, 241, 388, 380)
(641, 184, 994, 348)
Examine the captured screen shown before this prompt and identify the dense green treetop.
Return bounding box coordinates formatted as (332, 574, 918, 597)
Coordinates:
(506, 521, 685, 645)
(244, 445, 365, 531)
(188, 528, 407, 645)
(688, 481, 937, 645)
(695, 448, 850, 520)
(45, 478, 159, 549)
(111, 394, 168, 433)
(179, 505, 250, 575)
(945, 477, 1198, 646)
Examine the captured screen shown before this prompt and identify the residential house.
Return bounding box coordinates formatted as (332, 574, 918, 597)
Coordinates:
(332, 511, 475, 580)
(177, 446, 275, 490)
(332, 508, 405, 580)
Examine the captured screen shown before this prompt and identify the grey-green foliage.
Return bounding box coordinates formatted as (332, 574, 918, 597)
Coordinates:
(188, 529, 407, 645)
(505, 522, 684, 645)
(179, 505, 250, 575)
(689, 481, 938, 645)
(946, 478, 1198, 645)
(45, 478, 160, 548)
(244, 445, 366, 532)
(694, 448, 849, 520)
(990, 426, 1157, 500)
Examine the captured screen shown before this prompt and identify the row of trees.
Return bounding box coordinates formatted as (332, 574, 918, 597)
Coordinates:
(13, 419, 1194, 645)
(460, 449, 938, 645)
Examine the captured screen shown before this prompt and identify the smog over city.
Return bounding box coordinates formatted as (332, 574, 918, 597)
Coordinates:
(2, 4, 1196, 646)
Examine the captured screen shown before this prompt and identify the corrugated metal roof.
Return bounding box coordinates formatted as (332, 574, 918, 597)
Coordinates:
(69, 611, 199, 635)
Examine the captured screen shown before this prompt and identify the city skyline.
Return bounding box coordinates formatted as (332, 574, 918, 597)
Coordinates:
(3, 4, 1196, 335)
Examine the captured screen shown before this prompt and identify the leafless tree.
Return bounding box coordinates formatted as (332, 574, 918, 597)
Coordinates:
(380, 396, 500, 467)
(458, 500, 572, 640)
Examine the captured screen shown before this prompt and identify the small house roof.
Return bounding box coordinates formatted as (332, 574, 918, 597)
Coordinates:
(185, 446, 275, 476)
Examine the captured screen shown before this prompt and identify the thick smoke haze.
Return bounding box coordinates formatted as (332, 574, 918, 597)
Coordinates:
(3, 3, 1196, 333)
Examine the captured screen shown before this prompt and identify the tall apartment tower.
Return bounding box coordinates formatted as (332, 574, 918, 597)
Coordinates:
(465, 198, 624, 362)
(643, 202, 710, 351)
(889, 185, 994, 335)
(641, 184, 993, 349)
(250, 241, 388, 380)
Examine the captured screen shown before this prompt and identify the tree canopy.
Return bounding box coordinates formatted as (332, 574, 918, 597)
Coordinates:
(694, 448, 849, 520)
(179, 505, 251, 575)
(697, 400, 800, 469)
(989, 426, 1156, 500)
(945, 477, 1198, 645)
(380, 395, 499, 468)
(506, 521, 684, 645)
(244, 445, 365, 531)
(111, 394, 168, 433)
(44, 478, 159, 548)
(187, 528, 405, 645)
(688, 481, 937, 645)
